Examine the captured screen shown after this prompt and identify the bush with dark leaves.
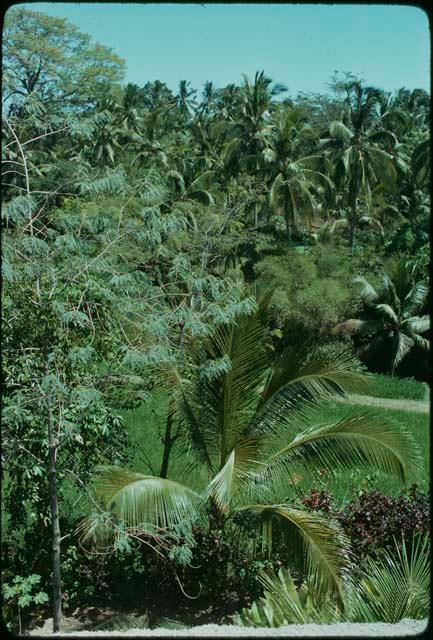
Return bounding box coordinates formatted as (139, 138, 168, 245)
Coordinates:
(300, 485, 429, 564)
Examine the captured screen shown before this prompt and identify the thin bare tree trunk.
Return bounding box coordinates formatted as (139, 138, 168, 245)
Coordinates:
(45, 362, 62, 633)
(159, 403, 175, 479)
(159, 324, 184, 478)
(350, 195, 357, 256)
(285, 214, 292, 242)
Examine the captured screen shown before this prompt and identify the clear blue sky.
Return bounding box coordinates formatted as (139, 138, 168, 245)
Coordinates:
(17, 2, 431, 97)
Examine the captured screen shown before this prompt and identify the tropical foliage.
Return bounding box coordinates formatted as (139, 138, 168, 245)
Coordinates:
(1, 6, 430, 634)
(237, 535, 430, 626)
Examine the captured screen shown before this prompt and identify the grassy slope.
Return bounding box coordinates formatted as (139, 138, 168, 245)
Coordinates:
(360, 373, 427, 401)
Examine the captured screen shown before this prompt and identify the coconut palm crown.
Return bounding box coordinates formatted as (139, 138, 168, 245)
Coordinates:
(334, 260, 429, 375)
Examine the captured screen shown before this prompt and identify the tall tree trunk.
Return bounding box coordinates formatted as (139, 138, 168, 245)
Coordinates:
(47, 392, 62, 633)
(160, 322, 184, 479)
(349, 195, 357, 256)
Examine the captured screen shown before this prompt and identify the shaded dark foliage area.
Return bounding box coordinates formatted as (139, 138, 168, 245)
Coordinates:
(301, 485, 430, 564)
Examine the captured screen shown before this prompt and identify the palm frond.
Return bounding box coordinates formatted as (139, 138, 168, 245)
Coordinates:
(403, 282, 428, 316)
(89, 466, 200, 531)
(204, 439, 263, 509)
(412, 335, 430, 351)
(222, 137, 242, 166)
(259, 345, 367, 410)
(187, 170, 215, 193)
(402, 316, 430, 335)
(269, 173, 284, 210)
(367, 130, 398, 149)
(375, 304, 398, 324)
(391, 332, 414, 370)
(349, 535, 430, 623)
(329, 121, 353, 142)
(367, 147, 397, 191)
(353, 275, 379, 305)
(266, 410, 420, 483)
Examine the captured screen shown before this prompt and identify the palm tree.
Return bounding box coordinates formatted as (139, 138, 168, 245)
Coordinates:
(221, 72, 286, 176)
(198, 80, 217, 118)
(320, 80, 398, 254)
(79, 291, 420, 597)
(139, 80, 177, 143)
(177, 80, 198, 121)
(267, 106, 334, 239)
(119, 83, 145, 133)
(334, 261, 429, 375)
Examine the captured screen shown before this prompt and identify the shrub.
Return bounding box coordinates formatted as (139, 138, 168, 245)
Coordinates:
(300, 485, 429, 565)
(253, 251, 353, 349)
(177, 527, 268, 614)
(337, 485, 429, 562)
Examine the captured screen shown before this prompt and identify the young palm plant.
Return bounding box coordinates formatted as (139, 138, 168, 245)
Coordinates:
(79, 291, 421, 598)
(347, 535, 430, 623)
(334, 260, 429, 375)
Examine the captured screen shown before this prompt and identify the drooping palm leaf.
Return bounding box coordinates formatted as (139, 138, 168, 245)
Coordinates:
(390, 331, 414, 371)
(375, 304, 399, 324)
(266, 410, 420, 483)
(402, 316, 429, 335)
(329, 121, 353, 142)
(353, 275, 379, 305)
(259, 345, 367, 411)
(240, 504, 350, 599)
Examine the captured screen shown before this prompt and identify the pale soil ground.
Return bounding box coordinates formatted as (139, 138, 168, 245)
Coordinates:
(338, 393, 430, 414)
(28, 617, 429, 637)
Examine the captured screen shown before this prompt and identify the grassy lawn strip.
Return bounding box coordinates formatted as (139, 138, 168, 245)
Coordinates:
(360, 374, 427, 401)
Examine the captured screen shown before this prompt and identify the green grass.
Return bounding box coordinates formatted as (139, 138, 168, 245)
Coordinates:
(120, 392, 208, 491)
(360, 373, 427, 401)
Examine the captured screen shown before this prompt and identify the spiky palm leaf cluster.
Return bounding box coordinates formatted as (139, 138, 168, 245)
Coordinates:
(334, 260, 429, 374)
(237, 535, 430, 627)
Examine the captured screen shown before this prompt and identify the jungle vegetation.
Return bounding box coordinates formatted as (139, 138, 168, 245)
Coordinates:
(1, 7, 430, 634)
